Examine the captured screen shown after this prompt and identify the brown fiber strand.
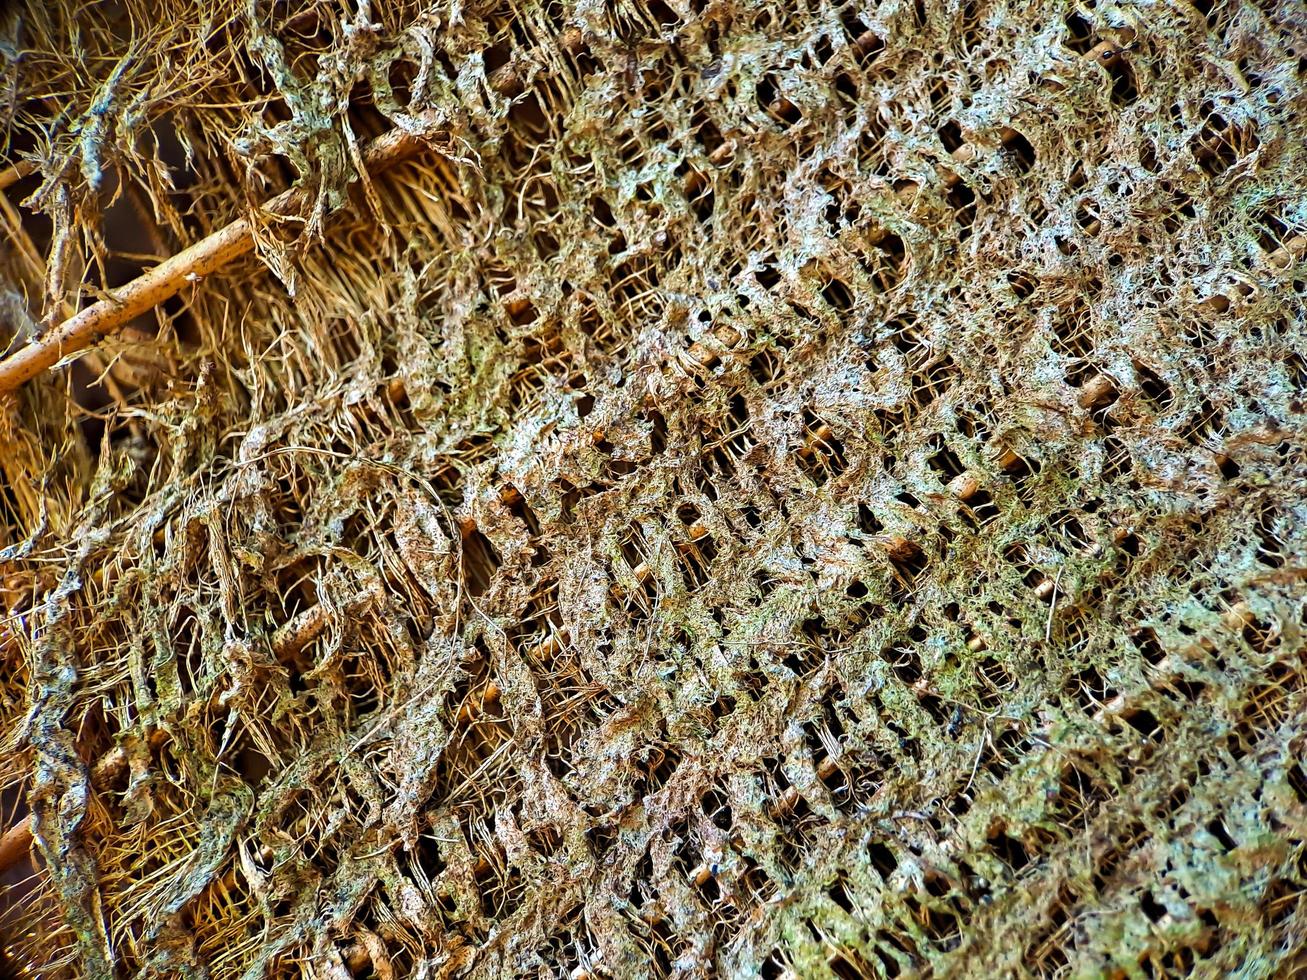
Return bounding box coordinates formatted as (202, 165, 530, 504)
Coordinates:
(0, 130, 424, 394)
(2, 1, 1305, 977)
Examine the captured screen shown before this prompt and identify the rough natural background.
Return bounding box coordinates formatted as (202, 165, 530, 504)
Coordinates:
(1, 0, 1306, 977)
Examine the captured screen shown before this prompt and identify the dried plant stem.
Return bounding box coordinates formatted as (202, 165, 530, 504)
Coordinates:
(0, 728, 174, 877)
(0, 185, 140, 421)
(0, 160, 35, 192)
(0, 130, 424, 395)
(0, 589, 366, 877)
(0, 818, 31, 875)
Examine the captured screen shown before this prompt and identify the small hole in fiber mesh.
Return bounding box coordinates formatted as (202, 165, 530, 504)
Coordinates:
(988, 830, 1031, 871)
(822, 279, 853, 311)
(830, 948, 879, 979)
(1004, 131, 1036, 173)
(867, 840, 898, 877)
(1125, 708, 1163, 740)
(1141, 891, 1167, 922)
(1064, 13, 1095, 54)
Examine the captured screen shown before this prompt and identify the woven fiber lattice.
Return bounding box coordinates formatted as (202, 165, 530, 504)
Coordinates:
(1, 0, 1305, 977)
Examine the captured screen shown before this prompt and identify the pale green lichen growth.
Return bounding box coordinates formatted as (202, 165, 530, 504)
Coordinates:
(0, 0, 1304, 977)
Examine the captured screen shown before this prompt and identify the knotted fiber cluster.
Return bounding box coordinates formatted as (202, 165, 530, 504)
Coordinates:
(0, 0, 1305, 977)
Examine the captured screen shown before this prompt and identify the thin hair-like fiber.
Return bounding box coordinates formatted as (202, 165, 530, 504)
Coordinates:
(0, 0, 1305, 977)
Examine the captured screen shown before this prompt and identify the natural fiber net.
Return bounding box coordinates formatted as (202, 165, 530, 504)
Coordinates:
(1, 0, 1305, 976)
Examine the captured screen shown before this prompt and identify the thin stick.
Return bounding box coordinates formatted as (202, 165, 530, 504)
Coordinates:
(0, 727, 173, 877)
(0, 160, 35, 193)
(0, 816, 32, 874)
(0, 596, 356, 876)
(0, 130, 424, 395)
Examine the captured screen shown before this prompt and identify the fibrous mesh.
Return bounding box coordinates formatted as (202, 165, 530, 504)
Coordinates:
(1, 0, 1306, 977)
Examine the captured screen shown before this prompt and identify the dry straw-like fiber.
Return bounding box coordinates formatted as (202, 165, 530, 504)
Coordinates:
(1, 0, 1306, 977)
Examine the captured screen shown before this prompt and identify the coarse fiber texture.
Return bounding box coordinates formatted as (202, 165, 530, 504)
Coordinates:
(1, 0, 1306, 977)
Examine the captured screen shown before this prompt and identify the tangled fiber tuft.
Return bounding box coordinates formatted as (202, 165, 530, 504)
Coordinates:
(1, 0, 1305, 976)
